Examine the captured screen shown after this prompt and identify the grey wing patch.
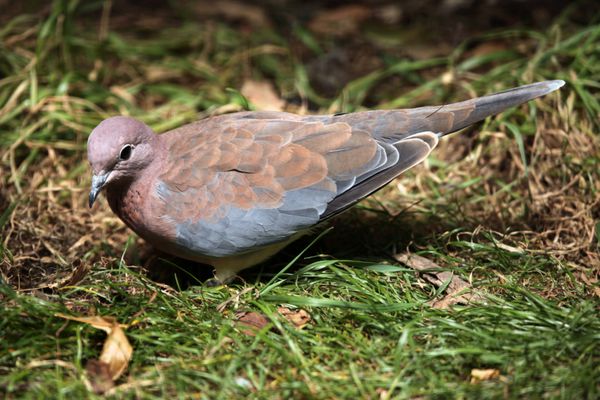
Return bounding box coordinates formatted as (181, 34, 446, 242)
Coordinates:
(321, 131, 439, 219)
(170, 181, 335, 257)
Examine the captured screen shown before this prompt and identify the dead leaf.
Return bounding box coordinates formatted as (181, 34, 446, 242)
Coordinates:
(85, 359, 114, 394)
(241, 80, 285, 111)
(277, 307, 311, 329)
(579, 270, 598, 285)
(109, 86, 136, 105)
(394, 252, 484, 308)
(394, 253, 440, 273)
(308, 5, 372, 36)
(100, 322, 133, 380)
(54, 260, 90, 288)
(55, 314, 125, 331)
(470, 368, 500, 383)
(55, 314, 133, 382)
(193, 1, 268, 27)
(429, 290, 477, 309)
(578, 271, 600, 297)
(235, 311, 269, 336)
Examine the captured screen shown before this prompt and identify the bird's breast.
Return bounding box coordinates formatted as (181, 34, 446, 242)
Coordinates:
(106, 180, 180, 251)
(107, 184, 146, 233)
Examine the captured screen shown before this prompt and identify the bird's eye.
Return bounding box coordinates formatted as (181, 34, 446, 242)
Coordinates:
(119, 144, 133, 161)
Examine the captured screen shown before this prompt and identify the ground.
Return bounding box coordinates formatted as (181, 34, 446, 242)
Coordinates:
(1, 0, 599, 398)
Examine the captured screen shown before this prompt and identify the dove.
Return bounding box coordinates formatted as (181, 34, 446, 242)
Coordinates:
(87, 80, 564, 282)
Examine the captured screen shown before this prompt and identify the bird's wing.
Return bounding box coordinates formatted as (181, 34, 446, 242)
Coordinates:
(154, 114, 435, 256)
(321, 130, 437, 218)
(153, 80, 563, 256)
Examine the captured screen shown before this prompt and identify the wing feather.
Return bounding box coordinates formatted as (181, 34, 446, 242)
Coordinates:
(321, 132, 439, 219)
(157, 114, 438, 256)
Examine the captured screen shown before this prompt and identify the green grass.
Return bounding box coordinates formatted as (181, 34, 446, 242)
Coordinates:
(1, 1, 599, 398)
(2, 259, 599, 398)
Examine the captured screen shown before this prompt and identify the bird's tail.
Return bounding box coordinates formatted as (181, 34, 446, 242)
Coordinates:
(332, 80, 565, 141)
(439, 80, 565, 134)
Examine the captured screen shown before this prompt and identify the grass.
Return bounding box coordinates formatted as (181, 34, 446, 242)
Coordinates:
(2, 263, 598, 398)
(1, 1, 599, 398)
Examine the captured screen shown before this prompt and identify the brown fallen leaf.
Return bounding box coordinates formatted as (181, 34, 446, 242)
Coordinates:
(241, 80, 285, 112)
(235, 311, 270, 336)
(277, 307, 311, 329)
(394, 252, 484, 309)
(55, 314, 122, 330)
(470, 368, 500, 383)
(100, 321, 133, 380)
(193, 1, 269, 27)
(466, 41, 510, 59)
(308, 5, 372, 36)
(85, 359, 114, 394)
(578, 271, 600, 298)
(55, 314, 133, 383)
(394, 253, 440, 273)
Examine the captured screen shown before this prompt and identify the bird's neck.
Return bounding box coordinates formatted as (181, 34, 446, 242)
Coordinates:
(106, 147, 166, 233)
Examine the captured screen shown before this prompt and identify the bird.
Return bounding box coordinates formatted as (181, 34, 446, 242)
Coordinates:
(87, 80, 564, 283)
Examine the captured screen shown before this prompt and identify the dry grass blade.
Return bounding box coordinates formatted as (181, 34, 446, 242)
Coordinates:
(241, 80, 286, 111)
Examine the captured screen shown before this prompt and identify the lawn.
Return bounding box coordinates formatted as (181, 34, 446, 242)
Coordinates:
(1, 1, 599, 398)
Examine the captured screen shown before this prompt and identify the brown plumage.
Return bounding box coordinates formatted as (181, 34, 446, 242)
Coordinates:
(87, 80, 564, 282)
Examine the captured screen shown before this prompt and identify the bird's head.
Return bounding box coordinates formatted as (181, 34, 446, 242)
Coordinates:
(87, 116, 157, 207)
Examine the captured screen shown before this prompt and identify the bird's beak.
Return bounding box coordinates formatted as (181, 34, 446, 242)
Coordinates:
(89, 173, 109, 208)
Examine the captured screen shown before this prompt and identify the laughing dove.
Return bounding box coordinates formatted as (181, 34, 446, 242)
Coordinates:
(87, 80, 564, 282)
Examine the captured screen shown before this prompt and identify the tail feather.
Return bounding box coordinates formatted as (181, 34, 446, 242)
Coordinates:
(441, 80, 565, 134)
(331, 80, 565, 142)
